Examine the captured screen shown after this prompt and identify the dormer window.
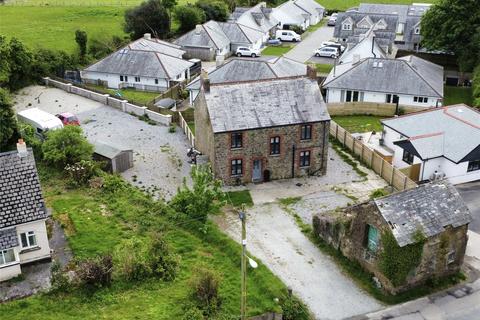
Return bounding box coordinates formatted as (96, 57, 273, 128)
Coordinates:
(342, 23, 352, 31)
(414, 27, 420, 34)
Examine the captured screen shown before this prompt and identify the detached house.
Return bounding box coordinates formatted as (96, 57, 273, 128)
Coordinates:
(194, 76, 330, 185)
(381, 104, 480, 184)
(81, 34, 193, 92)
(229, 2, 279, 41)
(314, 180, 471, 294)
(0, 141, 51, 282)
(323, 55, 444, 110)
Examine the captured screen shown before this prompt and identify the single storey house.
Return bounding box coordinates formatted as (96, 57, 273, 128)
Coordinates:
(313, 181, 471, 294)
(229, 2, 278, 41)
(0, 141, 51, 282)
(381, 104, 480, 184)
(186, 57, 307, 104)
(272, 0, 312, 30)
(219, 22, 265, 52)
(81, 33, 193, 92)
(194, 75, 330, 185)
(323, 55, 444, 110)
(292, 0, 325, 25)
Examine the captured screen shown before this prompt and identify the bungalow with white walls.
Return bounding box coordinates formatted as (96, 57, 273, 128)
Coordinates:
(323, 55, 443, 110)
(381, 104, 480, 184)
(81, 34, 193, 92)
(293, 0, 325, 25)
(0, 141, 51, 282)
(229, 2, 278, 41)
(272, 0, 311, 30)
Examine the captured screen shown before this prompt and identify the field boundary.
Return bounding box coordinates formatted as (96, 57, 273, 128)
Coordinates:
(329, 120, 417, 191)
(43, 77, 172, 126)
(327, 102, 429, 116)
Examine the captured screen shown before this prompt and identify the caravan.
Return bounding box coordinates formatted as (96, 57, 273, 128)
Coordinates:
(17, 108, 64, 139)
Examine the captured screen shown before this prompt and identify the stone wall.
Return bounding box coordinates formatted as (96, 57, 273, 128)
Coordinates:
(313, 202, 469, 294)
(212, 121, 329, 185)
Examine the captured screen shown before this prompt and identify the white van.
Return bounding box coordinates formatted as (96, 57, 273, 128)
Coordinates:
(17, 108, 64, 139)
(276, 30, 301, 42)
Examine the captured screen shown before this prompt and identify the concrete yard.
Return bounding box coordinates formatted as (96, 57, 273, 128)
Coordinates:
(13, 86, 192, 200)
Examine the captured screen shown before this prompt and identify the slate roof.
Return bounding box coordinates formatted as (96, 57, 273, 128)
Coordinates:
(0, 227, 19, 250)
(358, 3, 409, 23)
(204, 77, 330, 133)
(127, 38, 185, 58)
(274, 0, 310, 25)
(230, 2, 278, 34)
(219, 22, 264, 45)
(187, 57, 306, 90)
(0, 150, 48, 230)
(375, 181, 471, 247)
(84, 48, 193, 79)
(334, 12, 398, 40)
(294, 0, 324, 16)
(323, 56, 443, 98)
(174, 20, 230, 50)
(381, 104, 480, 163)
(404, 15, 422, 44)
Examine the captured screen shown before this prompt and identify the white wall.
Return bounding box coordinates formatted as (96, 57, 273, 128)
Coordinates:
(0, 262, 21, 282)
(82, 71, 178, 90)
(272, 9, 308, 30)
(16, 219, 51, 264)
(326, 88, 440, 108)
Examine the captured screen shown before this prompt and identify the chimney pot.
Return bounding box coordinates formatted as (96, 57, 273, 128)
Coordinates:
(143, 33, 151, 40)
(203, 78, 211, 93)
(195, 25, 202, 34)
(17, 139, 28, 157)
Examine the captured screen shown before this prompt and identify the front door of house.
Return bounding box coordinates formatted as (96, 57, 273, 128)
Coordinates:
(252, 159, 262, 182)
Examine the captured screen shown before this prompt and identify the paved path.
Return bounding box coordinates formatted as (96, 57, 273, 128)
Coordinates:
(285, 26, 334, 62)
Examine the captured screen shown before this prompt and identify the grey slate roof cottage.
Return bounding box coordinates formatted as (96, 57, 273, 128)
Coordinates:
(0, 140, 51, 282)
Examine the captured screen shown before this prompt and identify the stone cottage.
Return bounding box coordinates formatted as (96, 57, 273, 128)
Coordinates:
(194, 75, 331, 185)
(313, 181, 471, 294)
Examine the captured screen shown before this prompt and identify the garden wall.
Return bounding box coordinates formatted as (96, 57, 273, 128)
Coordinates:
(43, 77, 172, 126)
(327, 102, 425, 116)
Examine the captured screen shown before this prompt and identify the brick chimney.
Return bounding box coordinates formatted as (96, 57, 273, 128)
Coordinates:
(195, 25, 202, 35)
(306, 65, 317, 80)
(203, 78, 211, 93)
(143, 33, 151, 40)
(16, 139, 27, 157)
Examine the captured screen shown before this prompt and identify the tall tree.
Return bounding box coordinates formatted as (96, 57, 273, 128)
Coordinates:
(7, 38, 33, 90)
(75, 30, 88, 57)
(0, 88, 17, 151)
(124, 0, 171, 40)
(174, 6, 206, 33)
(421, 0, 480, 72)
(195, 0, 229, 22)
(162, 0, 177, 30)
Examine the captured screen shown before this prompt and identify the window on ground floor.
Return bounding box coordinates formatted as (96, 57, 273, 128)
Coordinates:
(402, 149, 415, 165)
(155, 78, 159, 84)
(342, 90, 363, 102)
(414, 96, 428, 103)
(299, 150, 311, 167)
(467, 159, 480, 172)
(0, 249, 16, 265)
(20, 231, 37, 248)
(231, 159, 243, 176)
(135, 76, 141, 82)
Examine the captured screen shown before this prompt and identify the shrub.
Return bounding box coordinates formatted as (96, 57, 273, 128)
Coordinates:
(0, 87, 17, 149)
(181, 307, 204, 320)
(77, 255, 113, 288)
(168, 124, 176, 133)
(17, 122, 42, 158)
(148, 232, 179, 281)
(175, 6, 206, 33)
(369, 188, 389, 199)
(290, 25, 304, 35)
(190, 267, 222, 316)
(124, 0, 170, 40)
(50, 261, 71, 293)
(281, 295, 311, 320)
(195, 0, 229, 21)
(64, 160, 99, 186)
(102, 174, 129, 193)
(42, 126, 93, 167)
(113, 237, 152, 281)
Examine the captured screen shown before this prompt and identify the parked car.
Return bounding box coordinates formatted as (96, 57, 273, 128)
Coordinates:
(56, 112, 80, 126)
(17, 108, 64, 139)
(321, 41, 345, 53)
(276, 30, 301, 42)
(267, 38, 282, 46)
(327, 14, 337, 26)
(314, 47, 339, 58)
(236, 46, 261, 57)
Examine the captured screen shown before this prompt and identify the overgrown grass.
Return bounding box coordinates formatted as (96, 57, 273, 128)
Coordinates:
(187, 121, 195, 135)
(305, 18, 327, 33)
(86, 84, 159, 105)
(262, 45, 294, 56)
(0, 165, 286, 318)
(331, 115, 385, 133)
(226, 190, 254, 208)
(444, 86, 474, 106)
(318, 0, 438, 11)
(314, 63, 333, 74)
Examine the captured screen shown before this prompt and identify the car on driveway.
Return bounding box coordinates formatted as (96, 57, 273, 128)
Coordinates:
(314, 47, 339, 58)
(321, 41, 345, 53)
(327, 13, 338, 26)
(56, 112, 80, 126)
(276, 30, 301, 42)
(236, 46, 261, 57)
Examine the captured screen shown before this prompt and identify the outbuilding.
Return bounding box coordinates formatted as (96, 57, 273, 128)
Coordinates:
(93, 142, 133, 173)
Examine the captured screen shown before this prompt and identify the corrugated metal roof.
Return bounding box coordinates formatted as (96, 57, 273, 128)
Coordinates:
(94, 141, 132, 159)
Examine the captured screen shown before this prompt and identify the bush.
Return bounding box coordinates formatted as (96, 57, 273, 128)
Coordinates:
(190, 267, 222, 316)
(195, 0, 229, 21)
(281, 295, 311, 320)
(114, 237, 152, 281)
(124, 0, 171, 39)
(64, 160, 99, 186)
(0, 87, 17, 150)
(290, 25, 304, 35)
(169, 124, 176, 133)
(50, 261, 71, 293)
(181, 307, 204, 320)
(101, 174, 129, 193)
(148, 232, 179, 281)
(369, 188, 389, 199)
(175, 6, 206, 33)
(42, 126, 93, 167)
(17, 122, 42, 158)
(77, 255, 113, 288)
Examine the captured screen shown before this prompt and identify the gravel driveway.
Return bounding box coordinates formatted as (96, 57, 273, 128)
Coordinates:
(13, 86, 192, 200)
(285, 25, 334, 62)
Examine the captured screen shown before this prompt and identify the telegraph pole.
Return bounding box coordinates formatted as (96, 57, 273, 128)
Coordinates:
(239, 210, 247, 320)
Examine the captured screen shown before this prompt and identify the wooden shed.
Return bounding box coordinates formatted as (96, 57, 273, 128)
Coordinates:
(93, 142, 133, 173)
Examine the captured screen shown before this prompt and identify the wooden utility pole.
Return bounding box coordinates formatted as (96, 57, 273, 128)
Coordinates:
(239, 210, 247, 320)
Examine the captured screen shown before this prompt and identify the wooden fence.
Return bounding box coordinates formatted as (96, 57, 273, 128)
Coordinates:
(327, 102, 427, 117)
(330, 121, 417, 191)
(178, 111, 195, 147)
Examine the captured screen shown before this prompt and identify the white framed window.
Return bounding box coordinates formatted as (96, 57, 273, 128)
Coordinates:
(414, 96, 428, 103)
(446, 250, 456, 264)
(20, 231, 37, 248)
(135, 76, 141, 82)
(0, 248, 16, 265)
(342, 23, 352, 31)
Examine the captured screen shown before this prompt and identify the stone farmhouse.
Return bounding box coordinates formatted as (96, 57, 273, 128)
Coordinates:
(381, 104, 480, 185)
(194, 76, 330, 185)
(0, 141, 51, 282)
(313, 181, 471, 294)
(323, 55, 444, 110)
(81, 34, 193, 92)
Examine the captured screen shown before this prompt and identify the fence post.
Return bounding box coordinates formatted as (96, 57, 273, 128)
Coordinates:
(390, 167, 395, 185)
(121, 100, 128, 113)
(335, 122, 339, 139)
(380, 159, 384, 178)
(343, 130, 347, 147)
(403, 176, 408, 191)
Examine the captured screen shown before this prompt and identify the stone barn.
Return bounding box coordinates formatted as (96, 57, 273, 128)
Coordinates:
(313, 181, 471, 294)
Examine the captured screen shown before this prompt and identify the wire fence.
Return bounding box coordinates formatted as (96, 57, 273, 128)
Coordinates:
(2, 0, 140, 6)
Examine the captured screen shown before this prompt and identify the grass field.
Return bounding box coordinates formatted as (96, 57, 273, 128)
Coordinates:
(444, 86, 474, 106)
(332, 115, 385, 133)
(0, 165, 287, 319)
(318, 0, 438, 11)
(314, 63, 333, 74)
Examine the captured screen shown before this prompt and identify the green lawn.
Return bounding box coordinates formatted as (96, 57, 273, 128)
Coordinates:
(443, 86, 474, 106)
(0, 166, 287, 319)
(187, 121, 195, 134)
(262, 45, 294, 56)
(318, 0, 438, 11)
(86, 84, 159, 105)
(332, 115, 386, 133)
(226, 190, 254, 208)
(314, 63, 333, 74)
